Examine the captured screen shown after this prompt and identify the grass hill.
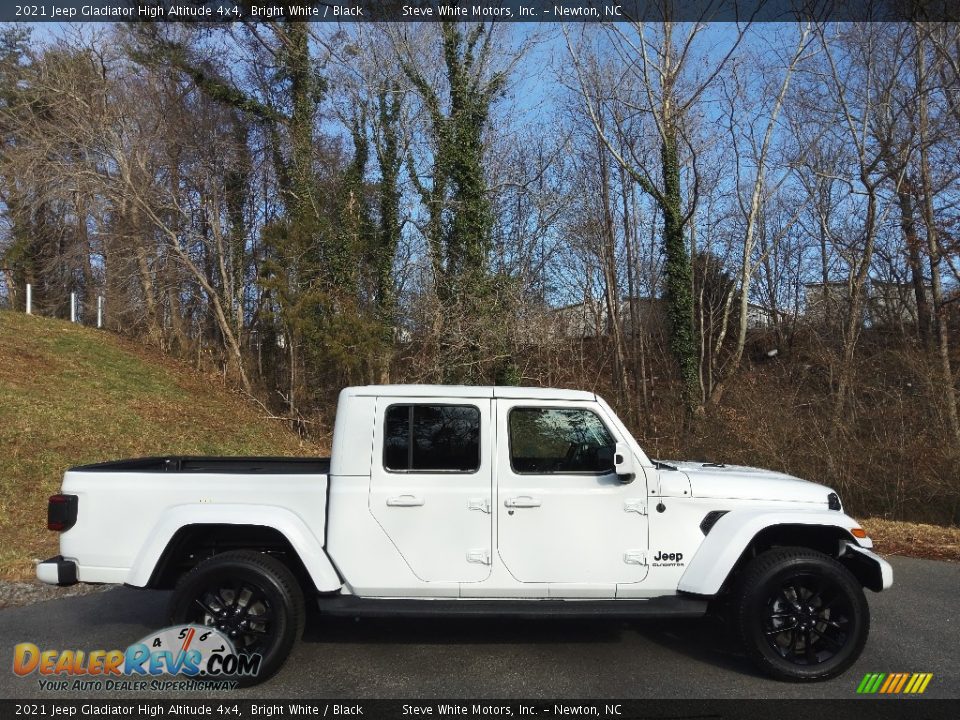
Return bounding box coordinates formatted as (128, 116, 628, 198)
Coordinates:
(0, 311, 956, 584)
(0, 311, 318, 580)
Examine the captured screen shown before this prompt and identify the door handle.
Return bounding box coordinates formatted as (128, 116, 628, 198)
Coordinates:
(386, 494, 424, 507)
(505, 495, 541, 508)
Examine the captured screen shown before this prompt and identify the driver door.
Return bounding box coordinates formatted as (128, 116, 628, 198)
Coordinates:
(495, 401, 649, 592)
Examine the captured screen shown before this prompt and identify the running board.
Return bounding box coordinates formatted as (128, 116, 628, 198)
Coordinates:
(316, 595, 709, 619)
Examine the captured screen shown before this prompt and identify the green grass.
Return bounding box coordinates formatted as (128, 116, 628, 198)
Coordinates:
(0, 311, 317, 579)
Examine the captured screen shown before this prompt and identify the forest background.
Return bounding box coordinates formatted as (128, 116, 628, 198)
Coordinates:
(2, 16, 959, 526)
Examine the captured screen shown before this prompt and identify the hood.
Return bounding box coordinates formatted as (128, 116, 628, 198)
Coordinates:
(662, 460, 832, 505)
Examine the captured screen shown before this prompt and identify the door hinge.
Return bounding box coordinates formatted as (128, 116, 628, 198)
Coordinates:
(624, 499, 648, 515)
(466, 549, 491, 565)
(468, 497, 490, 514)
(623, 551, 647, 566)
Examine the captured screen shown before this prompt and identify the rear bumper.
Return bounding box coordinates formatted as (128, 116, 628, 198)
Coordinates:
(36, 555, 78, 586)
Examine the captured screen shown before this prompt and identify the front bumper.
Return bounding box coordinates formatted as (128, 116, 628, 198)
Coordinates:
(840, 541, 893, 592)
(36, 555, 78, 586)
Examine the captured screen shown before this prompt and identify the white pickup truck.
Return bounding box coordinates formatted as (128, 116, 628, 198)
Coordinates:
(39, 385, 892, 684)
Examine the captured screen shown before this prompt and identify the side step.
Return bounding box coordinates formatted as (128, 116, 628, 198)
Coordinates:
(316, 595, 708, 619)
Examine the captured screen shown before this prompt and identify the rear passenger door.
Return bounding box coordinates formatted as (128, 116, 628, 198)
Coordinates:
(369, 398, 492, 583)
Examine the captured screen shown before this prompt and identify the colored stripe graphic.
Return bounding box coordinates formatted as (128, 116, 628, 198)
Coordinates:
(857, 672, 932, 694)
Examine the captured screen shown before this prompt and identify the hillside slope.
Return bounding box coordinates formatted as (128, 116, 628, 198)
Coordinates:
(0, 311, 318, 580)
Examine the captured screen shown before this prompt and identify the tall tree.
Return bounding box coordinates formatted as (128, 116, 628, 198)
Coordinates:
(567, 20, 749, 412)
(914, 24, 960, 454)
(394, 20, 521, 382)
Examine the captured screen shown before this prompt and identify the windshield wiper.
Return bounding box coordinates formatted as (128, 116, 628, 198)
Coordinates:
(652, 459, 678, 471)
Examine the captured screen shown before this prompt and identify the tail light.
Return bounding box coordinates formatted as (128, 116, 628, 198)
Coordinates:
(47, 494, 78, 532)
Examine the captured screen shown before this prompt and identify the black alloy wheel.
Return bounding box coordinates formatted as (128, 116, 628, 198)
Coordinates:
(169, 550, 305, 686)
(190, 580, 276, 656)
(735, 546, 869, 681)
(761, 572, 854, 665)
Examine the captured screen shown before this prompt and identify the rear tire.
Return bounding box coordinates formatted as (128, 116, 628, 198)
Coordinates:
(169, 550, 305, 686)
(734, 546, 869, 682)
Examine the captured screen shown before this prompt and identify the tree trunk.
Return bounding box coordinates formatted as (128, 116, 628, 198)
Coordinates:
(660, 130, 699, 412)
(832, 189, 877, 427)
(895, 182, 932, 344)
(597, 131, 631, 415)
(917, 31, 960, 454)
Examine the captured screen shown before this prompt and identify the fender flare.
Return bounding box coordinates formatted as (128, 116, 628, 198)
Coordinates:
(125, 504, 342, 592)
(678, 509, 868, 596)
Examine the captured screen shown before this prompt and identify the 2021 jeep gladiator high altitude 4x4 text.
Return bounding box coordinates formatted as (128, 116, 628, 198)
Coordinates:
(38, 385, 892, 684)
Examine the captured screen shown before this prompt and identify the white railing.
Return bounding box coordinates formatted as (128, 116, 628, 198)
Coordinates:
(19, 283, 103, 328)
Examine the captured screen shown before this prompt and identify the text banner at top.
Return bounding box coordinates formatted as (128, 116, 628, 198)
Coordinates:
(3, 0, 957, 23)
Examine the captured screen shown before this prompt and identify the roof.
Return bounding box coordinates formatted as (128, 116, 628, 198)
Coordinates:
(343, 384, 597, 402)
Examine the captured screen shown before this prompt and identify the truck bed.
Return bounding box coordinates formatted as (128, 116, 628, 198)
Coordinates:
(70, 456, 330, 474)
(59, 457, 330, 585)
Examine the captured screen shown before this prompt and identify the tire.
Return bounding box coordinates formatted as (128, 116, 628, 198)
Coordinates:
(169, 550, 305, 686)
(733, 546, 869, 682)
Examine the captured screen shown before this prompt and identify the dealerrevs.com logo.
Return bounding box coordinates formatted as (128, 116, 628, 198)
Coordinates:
(12, 625, 262, 691)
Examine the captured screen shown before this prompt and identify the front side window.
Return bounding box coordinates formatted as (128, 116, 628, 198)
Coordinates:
(384, 404, 481, 472)
(509, 407, 615, 474)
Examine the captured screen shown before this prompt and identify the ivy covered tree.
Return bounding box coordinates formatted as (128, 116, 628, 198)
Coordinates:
(397, 20, 520, 383)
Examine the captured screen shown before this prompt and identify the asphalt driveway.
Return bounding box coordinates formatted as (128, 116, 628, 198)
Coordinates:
(0, 555, 956, 700)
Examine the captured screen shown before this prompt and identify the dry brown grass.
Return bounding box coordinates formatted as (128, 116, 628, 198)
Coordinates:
(861, 518, 960, 562)
(0, 311, 321, 580)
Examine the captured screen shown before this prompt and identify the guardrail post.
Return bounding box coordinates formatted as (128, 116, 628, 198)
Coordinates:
(97, 295, 103, 328)
(25, 283, 31, 315)
(70, 292, 77, 323)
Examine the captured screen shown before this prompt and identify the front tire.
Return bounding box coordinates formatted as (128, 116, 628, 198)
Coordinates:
(169, 550, 305, 686)
(734, 546, 869, 682)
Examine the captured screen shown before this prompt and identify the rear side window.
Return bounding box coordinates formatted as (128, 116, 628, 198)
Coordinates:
(509, 407, 615, 474)
(384, 405, 481, 472)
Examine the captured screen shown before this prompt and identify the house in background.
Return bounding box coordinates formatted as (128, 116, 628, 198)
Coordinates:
(745, 302, 775, 329)
(551, 296, 774, 339)
(869, 280, 933, 328)
(803, 280, 933, 329)
(552, 298, 608, 338)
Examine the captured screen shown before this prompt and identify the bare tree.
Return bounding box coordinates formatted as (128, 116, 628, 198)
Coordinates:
(915, 23, 960, 453)
(709, 24, 813, 405)
(565, 17, 750, 412)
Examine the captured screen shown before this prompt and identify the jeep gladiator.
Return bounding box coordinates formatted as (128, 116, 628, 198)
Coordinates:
(38, 385, 892, 684)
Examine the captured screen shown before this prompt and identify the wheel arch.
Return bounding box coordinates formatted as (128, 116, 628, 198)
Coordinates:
(126, 505, 342, 593)
(147, 523, 315, 590)
(678, 510, 867, 596)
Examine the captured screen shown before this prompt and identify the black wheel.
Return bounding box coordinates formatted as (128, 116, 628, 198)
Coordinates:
(169, 550, 305, 686)
(734, 546, 869, 682)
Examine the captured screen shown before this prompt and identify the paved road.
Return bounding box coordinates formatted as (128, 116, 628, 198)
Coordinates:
(0, 556, 956, 700)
